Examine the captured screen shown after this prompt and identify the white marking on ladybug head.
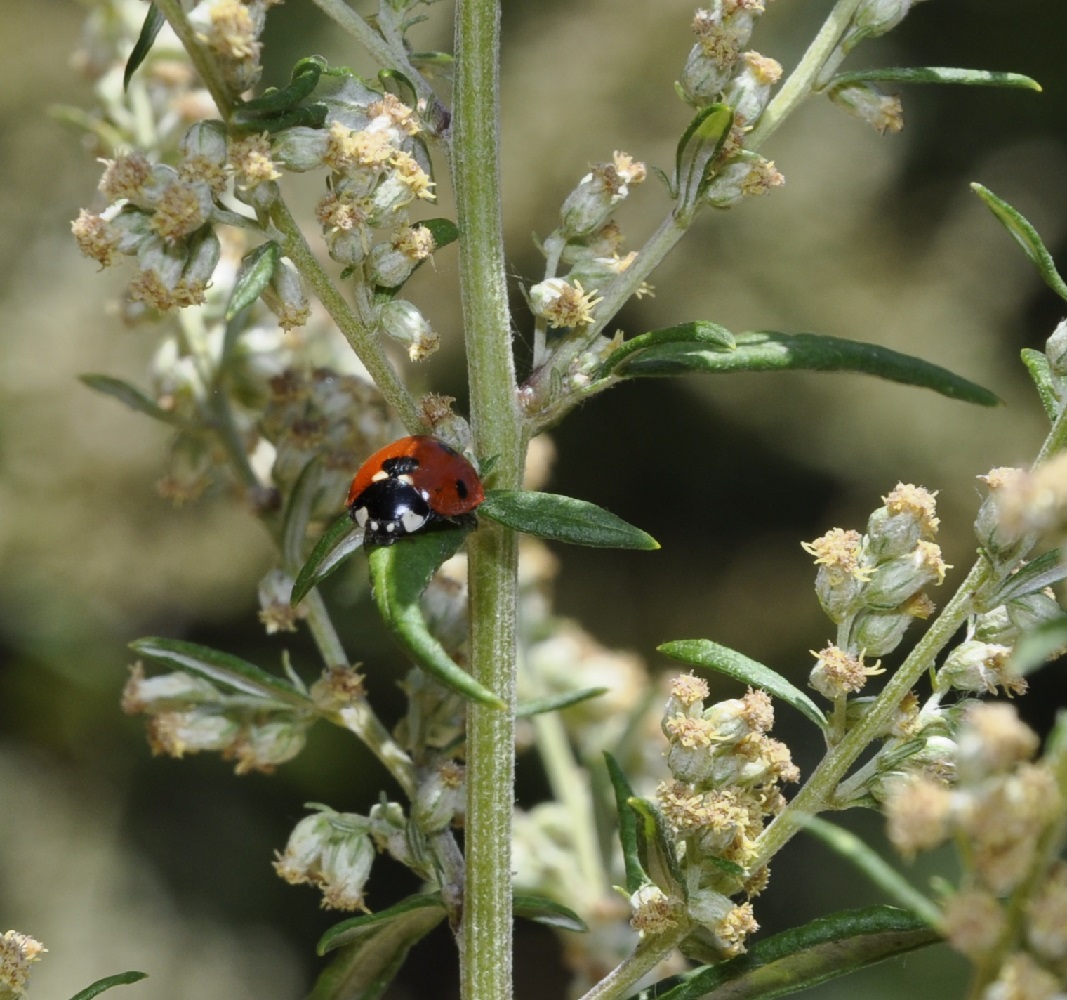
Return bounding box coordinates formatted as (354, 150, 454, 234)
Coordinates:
(400, 510, 428, 534)
(368, 519, 380, 531)
(397, 474, 415, 486)
(371, 470, 389, 482)
(385, 522, 397, 533)
(354, 507, 369, 527)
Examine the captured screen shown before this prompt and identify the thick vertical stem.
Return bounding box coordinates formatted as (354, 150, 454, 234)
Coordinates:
(451, 1, 523, 999)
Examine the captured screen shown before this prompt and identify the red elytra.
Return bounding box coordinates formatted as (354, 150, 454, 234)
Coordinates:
(346, 435, 485, 545)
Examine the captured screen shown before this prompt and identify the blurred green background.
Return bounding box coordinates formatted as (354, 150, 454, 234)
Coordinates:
(2, 1, 1066, 998)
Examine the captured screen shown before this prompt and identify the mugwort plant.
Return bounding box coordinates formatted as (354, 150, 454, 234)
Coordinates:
(7, 1, 1064, 999)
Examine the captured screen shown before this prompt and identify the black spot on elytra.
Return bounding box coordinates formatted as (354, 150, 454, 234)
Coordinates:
(455, 479, 469, 499)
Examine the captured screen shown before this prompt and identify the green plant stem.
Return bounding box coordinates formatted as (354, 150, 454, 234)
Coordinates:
(534, 712, 610, 900)
(308, 0, 436, 108)
(154, 0, 235, 117)
(296, 588, 416, 796)
(452, 0, 523, 996)
(588, 213, 687, 343)
(577, 925, 692, 1000)
(744, 0, 865, 151)
(750, 558, 992, 870)
(270, 200, 423, 433)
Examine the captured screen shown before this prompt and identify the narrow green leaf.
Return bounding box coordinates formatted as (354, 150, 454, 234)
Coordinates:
(130, 637, 311, 708)
(235, 55, 327, 117)
(802, 817, 941, 926)
(605, 752, 646, 894)
(596, 322, 735, 378)
(282, 459, 324, 572)
(477, 453, 501, 483)
(513, 893, 588, 932)
(226, 241, 280, 320)
(291, 513, 363, 605)
(1020, 348, 1061, 420)
(989, 549, 1067, 604)
(318, 892, 446, 954)
(703, 854, 746, 880)
(606, 751, 644, 892)
(972, 184, 1067, 304)
(479, 490, 659, 550)
(312, 895, 446, 1000)
(79, 374, 183, 425)
(231, 104, 329, 133)
(369, 533, 505, 709)
(517, 686, 608, 718)
(658, 639, 828, 730)
(68, 972, 148, 1000)
(123, 4, 164, 90)
(409, 51, 455, 73)
(675, 104, 734, 209)
(617, 329, 1000, 406)
(630, 906, 937, 1000)
(830, 67, 1041, 91)
(628, 797, 685, 898)
(1011, 615, 1067, 677)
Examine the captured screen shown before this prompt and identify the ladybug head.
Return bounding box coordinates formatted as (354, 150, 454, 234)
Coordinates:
(349, 476, 432, 546)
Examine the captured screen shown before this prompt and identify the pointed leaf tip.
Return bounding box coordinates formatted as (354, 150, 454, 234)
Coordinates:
(369, 534, 506, 709)
(291, 512, 364, 605)
(124, 5, 164, 90)
(68, 971, 148, 1000)
(479, 491, 659, 550)
(972, 184, 1067, 304)
(615, 329, 1000, 406)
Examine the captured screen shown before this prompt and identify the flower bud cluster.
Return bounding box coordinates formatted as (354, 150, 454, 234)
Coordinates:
(984, 455, 1067, 558)
(802, 484, 948, 659)
(122, 661, 313, 775)
(259, 367, 399, 508)
(0, 929, 46, 999)
(654, 677, 798, 955)
(530, 154, 647, 348)
(273, 806, 376, 911)
(883, 702, 1067, 984)
(680, 2, 777, 112)
(187, 0, 274, 93)
(70, 6, 408, 523)
(673, 7, 786, 212)
(524, 617, 653, 764)
(273, 86, 443, 358)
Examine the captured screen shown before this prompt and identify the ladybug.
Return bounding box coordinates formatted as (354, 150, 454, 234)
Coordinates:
(346, 435, 485, 546)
